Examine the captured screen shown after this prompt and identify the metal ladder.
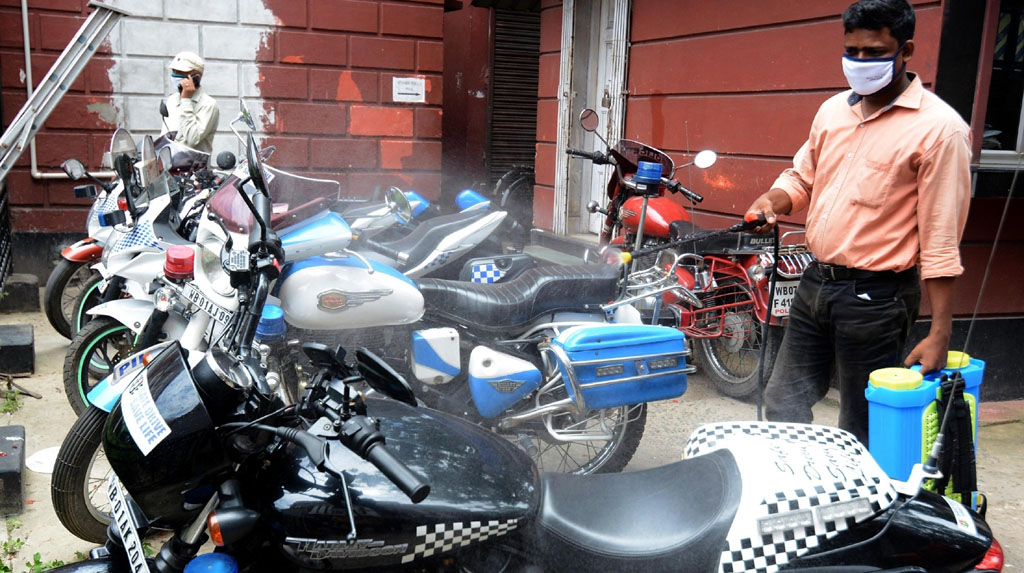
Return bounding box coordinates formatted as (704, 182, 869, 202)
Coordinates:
(0, 1, 130, 184)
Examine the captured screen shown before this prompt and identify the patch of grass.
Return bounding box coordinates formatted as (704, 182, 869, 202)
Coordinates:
(23, 553, 64, 573)
(0, 390, 20, 414)
(1, 538, 23, 558)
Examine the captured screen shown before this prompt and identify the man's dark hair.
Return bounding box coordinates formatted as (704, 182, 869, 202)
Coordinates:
(842, 0, 916, 44)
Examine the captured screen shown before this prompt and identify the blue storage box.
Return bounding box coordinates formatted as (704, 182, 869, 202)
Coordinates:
(865, 351, 984, 503)
(551, 324, 692, 411)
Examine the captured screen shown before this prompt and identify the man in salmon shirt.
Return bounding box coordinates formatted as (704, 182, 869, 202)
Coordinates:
(743, 0, 971, 446)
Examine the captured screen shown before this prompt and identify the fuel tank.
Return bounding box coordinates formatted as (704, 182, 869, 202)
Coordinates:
(257, 398, 540, 570)
(620, 196, 690, 238)
(276, 256, 425, 330)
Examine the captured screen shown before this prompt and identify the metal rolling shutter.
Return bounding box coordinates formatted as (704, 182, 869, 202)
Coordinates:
(489, 9, 540, 184)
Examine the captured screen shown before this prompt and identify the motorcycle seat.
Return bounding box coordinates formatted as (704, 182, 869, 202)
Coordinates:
(417, 264, 620, 332)
(378, 210, 490, 269)
(536, 448, 741, 571)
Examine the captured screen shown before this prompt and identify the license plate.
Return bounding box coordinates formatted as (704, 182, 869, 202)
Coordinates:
(106, 475, 148, 572)
(771, 280, 801, 317)
(182, 282, 233, 326)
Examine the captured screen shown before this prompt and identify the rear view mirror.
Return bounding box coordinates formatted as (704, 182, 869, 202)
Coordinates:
(579, 108, 599, 132)
(240, 100, 256, 131)
(385, 186, 413, 224)
(159, 99, 169, 118)
(693, 150, 717, 169)
(60, 159, 87, 180)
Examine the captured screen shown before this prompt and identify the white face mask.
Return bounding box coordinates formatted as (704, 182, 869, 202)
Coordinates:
(841, 46, 905, 96)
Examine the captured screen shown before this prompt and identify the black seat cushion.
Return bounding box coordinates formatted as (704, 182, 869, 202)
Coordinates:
(537, 449, 741, 572)
(417, 264, 620, 332)
(380, 210, 489, 270)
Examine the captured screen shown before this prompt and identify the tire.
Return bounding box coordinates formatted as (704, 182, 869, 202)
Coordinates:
(696, 313, 783, 400)
(64, 317, 136, 416)
(44, 258, 99, 340)
(51, 406, 112, 543)
(506, 357, 648, 474)
(512, 403, 647, 475)
(70, 272, 105, 336)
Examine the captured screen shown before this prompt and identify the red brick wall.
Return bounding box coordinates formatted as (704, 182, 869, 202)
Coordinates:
(0, 0, 445, 235)
(0, 0, 115, 233)
(532, 0, 561, 230)
(258, 0, 444, 201)
(625, 0, 942, 231)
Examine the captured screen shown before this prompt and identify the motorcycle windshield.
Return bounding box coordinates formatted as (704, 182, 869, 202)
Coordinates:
(610, 139, 675, 177)
(208, 166, 341, 233)
(152, 132, 210, 171)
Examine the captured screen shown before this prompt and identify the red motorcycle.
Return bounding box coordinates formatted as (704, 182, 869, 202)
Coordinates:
(568, 109, 814, 398)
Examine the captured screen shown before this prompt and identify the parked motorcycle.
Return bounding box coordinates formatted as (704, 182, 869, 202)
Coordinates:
(43, 122, 226, 340)
(568, 108, 815, 399)
(53, 337, 1001, 571)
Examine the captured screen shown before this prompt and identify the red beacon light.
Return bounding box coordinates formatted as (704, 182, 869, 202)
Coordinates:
(164, 245, 195, 281)
(117, 196, 128, 211)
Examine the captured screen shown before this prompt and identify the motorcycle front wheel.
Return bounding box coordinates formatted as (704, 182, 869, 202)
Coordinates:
(51, 406, 112, 543)
(44, 258, 99, 339)
(64, 317, 136, 415)
(696, 311, 783, 399)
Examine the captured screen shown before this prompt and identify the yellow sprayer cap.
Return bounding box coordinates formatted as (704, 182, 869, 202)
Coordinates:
(869, 367, 923, 391)
(946, 350, 971, 370)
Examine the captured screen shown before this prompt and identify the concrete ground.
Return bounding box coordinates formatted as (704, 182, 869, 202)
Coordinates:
(1, 308, 1021, 570)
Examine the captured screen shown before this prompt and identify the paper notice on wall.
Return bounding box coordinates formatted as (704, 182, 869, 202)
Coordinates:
(393, 77, 426, 103)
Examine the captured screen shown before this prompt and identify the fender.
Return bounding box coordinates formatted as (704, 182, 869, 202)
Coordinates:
(88, 298, 189, 339)
(61, 238, 103, 263)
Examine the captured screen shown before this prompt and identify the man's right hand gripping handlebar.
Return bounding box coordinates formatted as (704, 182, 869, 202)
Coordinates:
(743, 188, 794, 233)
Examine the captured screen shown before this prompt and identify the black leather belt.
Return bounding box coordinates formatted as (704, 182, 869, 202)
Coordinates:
(812, 261, 916, 282)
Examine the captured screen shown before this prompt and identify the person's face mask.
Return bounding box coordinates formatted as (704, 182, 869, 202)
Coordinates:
(841, 43, 905, 96)
(171, 71, 190, 93)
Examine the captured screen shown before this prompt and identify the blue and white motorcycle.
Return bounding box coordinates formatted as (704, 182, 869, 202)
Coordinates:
(53, 133, 701, 544)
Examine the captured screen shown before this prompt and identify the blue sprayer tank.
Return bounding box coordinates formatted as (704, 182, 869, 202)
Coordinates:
(865, 351, 984, 499)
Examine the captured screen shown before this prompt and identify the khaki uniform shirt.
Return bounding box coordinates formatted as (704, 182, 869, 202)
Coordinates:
(164, 87, 219, 154)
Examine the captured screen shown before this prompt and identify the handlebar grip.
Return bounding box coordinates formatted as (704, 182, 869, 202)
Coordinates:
(566, 148, 609, 164)
(664, 179, 704, 203)
(735, 213, 768, 231)
(366, 443, 431, 503)
(363, 239, 405, 264)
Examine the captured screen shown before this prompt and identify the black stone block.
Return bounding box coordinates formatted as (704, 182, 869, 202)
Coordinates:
(0, 425, 25, 516)
(0, 324, 34, 375)
(0, 273, 40, 313)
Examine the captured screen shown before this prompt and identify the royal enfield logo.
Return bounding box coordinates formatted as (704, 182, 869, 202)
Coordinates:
(619, 207, 637, 219)
(489, 379, 524, 393)
(317, 288, 392, 311)
(286, 537, 409, 560)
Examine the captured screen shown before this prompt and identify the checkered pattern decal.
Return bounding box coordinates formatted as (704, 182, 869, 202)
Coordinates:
(683, 422, 898, 573)
(471, 263, 504, 283)
(112, 220, 161, 254)
(400, 519, 518, 564)
(425, 251, 452, 269)
(685, 422, 865, 459)
(90, 192, 122, 226)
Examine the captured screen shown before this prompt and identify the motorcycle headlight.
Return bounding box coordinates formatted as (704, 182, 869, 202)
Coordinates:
(747, 263, 766, 283)
(200, 243, 236, 297)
